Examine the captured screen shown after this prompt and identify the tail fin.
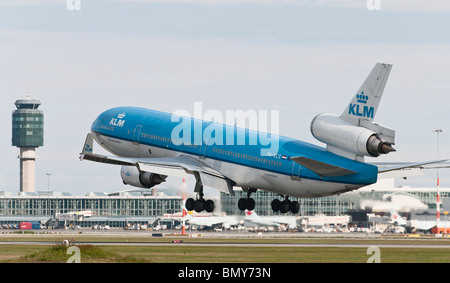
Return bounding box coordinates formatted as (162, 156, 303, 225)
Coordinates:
(310, 63, 395, 161)
(390, 210, 407, 226)
(341, 63, 392, 125)
(245, 210, 257, 218)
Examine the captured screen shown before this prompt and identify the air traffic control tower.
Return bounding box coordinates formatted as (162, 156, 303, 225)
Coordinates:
(12, 95, 44, 193)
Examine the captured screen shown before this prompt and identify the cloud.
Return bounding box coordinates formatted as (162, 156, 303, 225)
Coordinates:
(3, 0, 450, 13)
(317, 0, 450, 13)
(109, 0, 450, 13)
(0, 0, 61, 6)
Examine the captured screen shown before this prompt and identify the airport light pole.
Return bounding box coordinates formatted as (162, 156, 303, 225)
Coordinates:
(432, 129, 443, 227)
(46, 173, 51, 191)
(444, 211, 448, 237)
(46, 173, 51, 216)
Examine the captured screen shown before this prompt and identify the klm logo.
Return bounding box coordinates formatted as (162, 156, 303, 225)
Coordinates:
(84, 144, 92, 153)
(349, 91, 374, 118)
(109, 112, 126, 127)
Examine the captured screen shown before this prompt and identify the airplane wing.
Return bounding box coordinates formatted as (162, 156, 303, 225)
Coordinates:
(80, 133, 235, 195)
(288, 155, 447, 178)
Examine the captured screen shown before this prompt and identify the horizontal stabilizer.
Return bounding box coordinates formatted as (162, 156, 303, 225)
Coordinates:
(290, 156, 357, 177)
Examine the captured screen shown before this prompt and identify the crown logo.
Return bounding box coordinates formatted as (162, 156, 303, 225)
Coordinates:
(117, 113, 126, 119)
(356, 91, 368, 104)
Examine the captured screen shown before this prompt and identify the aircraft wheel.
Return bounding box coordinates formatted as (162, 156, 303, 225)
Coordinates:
(205, 200, 215, 213)
(271, 199, 281, 212)
(194, 199, 204, 213)
(290, 201, 300, 214)
(238, 198, 247, 211)
(280, 200, 291, 214)
(185, 198, 195, 211)
(247, 198, 255, 211)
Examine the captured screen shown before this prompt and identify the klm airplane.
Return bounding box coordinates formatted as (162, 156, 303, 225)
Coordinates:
(80, 63, 442, 214)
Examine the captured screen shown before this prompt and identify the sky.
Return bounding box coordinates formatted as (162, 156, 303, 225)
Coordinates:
(0, 0, 450, 196)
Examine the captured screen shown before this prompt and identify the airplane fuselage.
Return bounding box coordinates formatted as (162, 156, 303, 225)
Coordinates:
(91, 106, 378, 198)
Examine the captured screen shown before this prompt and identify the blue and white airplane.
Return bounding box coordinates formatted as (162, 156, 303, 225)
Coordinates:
(80, 63, 442, 214)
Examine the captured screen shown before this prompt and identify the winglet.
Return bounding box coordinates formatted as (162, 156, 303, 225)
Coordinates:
(80, 133, 94, 160)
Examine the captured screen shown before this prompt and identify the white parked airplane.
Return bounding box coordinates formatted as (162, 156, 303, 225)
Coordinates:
(80, 63, 444, 214)
(244, 210, 298, 229)
(187, 214, 241, 229)
(390, 210, 440, 232)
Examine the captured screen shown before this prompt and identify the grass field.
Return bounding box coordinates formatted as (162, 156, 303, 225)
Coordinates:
(0, 233, 449, 263)
(1, 243, 449, 263)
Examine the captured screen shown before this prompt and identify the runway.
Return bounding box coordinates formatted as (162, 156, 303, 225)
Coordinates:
(1, 229, 449, 249)
(1, 239, 449, 249)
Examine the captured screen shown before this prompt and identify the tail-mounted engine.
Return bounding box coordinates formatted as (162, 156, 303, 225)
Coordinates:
(120, 166, 166, 188)
(310, 114, 395, 160)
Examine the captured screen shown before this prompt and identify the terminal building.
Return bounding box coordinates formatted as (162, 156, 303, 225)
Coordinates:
(220, 186, 450, 217)
(0, 190, 183, 228)
(0, 178, 448, 229)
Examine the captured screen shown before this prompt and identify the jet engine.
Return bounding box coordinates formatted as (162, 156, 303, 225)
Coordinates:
(310, 114, 395, 158)
(120, 166, 166, 188)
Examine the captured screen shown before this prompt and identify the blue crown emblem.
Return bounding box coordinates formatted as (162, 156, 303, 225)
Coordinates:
(356, 91, 368, 104)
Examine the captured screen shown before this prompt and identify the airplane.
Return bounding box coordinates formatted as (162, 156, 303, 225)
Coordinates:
(80, 63, 445, 214)
(158, 211, 240, 229)
(187, 214, 241, 230)
(389, 210, 408, 226)
(390, 210, 442, 232)
(244, 210, 298, 229)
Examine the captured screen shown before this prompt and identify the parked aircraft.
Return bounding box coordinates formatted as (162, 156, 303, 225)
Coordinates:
(244, 210, 298, 229)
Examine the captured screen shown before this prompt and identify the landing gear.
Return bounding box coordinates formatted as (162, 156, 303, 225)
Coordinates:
(185, 173, 216, 213)
(271, 197, 299, 214)
(238, 188, 257, 211)
(185, 192, 215, 213)
(238, 198, 255, 211)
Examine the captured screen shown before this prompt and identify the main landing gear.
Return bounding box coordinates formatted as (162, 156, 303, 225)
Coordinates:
(238, 188, 257, 211)
(237, 189, 300, 214)
(185, 195, 215, 213)
(271, 197, 300, 214)
(185, 191, 215, 213)
(185, 172, 216, 213)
